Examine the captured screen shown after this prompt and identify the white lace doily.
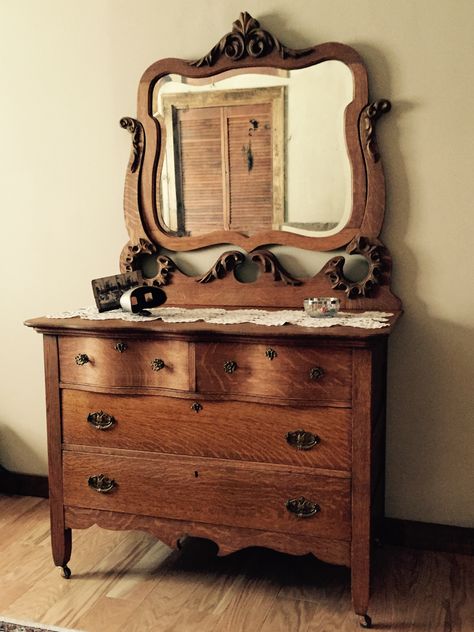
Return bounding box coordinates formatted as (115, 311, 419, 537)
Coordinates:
(46, 306, 393, 329)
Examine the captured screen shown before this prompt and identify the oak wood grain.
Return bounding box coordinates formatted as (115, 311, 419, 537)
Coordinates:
(63, 451, 351, 540)
(43, 335, 71, 570)
(196, 341, 352, 402)
(350, 348, 374, 617)
(62, 390, 351, 471)
(58, 336, 189, 390)
(65, 506, 351, 567)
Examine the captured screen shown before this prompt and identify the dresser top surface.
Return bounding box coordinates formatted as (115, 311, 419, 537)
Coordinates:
(25, 311, 401, 345)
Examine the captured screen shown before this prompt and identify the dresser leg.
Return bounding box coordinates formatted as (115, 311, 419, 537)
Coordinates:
(51, 525, 72, 578)
(351, 544, 371, 627)
(358, 614, 372, 628)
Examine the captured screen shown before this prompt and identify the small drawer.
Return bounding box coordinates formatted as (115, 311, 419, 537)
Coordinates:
(196, 342, 352, 402)
(58, 336, 189, 390)
(62, 390, 351, 471)
(63, 452, 351, 540)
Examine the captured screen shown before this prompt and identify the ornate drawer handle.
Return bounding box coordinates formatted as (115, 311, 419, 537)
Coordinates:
(87, 411, 116, 430)
(191, 402, 203, 413)
(75, 354, 89, 366)
(151, 358, 165, 371)
(87, 474, 116, 493)
(286, 429, 320, 450)
(114, 342, 127, 353)
(265, 348, 277, 360)
(224, 360, 237, 374)
(286, 496, 320, 518)
(309, 366, 324, 380)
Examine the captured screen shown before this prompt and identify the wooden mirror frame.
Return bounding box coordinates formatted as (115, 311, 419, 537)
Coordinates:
(119, 13, 400, 311)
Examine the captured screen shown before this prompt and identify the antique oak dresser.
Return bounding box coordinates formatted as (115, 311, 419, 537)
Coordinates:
(27, 13, 402, 628)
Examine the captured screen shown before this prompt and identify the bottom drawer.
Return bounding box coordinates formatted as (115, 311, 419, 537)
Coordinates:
(63, 452, 351, 540)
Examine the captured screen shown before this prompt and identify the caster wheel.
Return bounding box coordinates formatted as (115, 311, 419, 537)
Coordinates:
(359, 614, 372, 628)
(61, 565, 71, 579)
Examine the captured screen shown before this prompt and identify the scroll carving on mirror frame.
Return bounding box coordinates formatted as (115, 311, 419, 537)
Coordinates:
(190, 11, 312, 67)
(323, 235, 388, 298)
(251, 250, 302, 286)
(120, 117, 144, 173)
(363, 100, 391, 163)
(197, 251, 246, 284)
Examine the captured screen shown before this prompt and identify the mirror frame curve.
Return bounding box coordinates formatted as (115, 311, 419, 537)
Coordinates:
(121, 12, 390, 254)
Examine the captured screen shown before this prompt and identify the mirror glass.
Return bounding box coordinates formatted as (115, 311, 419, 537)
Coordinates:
(154, 60, 353, 238)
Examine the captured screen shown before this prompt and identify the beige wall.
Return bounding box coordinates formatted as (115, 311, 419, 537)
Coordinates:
(1, 0, 473, 527)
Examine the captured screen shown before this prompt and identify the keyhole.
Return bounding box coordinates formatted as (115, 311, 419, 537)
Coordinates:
(194, 471, 199, 478)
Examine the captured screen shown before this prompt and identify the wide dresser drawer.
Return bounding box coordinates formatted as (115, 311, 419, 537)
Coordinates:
(196, 342, 352, 402)
(62, 390, 351, 471)
(58, 336, 189, 389)
(63, 452, 351, 540)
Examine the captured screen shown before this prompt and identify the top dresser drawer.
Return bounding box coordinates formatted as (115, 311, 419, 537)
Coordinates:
(59, 336, 189, 389)
(196, 342, 352, 402)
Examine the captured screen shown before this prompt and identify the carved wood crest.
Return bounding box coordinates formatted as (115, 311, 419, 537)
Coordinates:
(190, 12, 312, 67)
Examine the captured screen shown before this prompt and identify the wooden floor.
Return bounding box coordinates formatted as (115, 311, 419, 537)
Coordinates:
(0, 496, 472, 632)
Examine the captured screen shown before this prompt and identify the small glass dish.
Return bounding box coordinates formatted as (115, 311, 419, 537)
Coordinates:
(304, 297, 340, 318)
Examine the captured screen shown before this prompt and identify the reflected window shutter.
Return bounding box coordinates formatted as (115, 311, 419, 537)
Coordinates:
(176, 107, 224, 233)
(226, 103, 273, 232)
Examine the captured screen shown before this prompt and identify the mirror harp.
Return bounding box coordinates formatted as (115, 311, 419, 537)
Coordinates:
(119, 12, 400, 311)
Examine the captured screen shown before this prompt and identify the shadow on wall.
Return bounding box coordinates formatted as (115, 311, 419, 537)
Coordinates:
(386, 316, 474, 526)
(355, 42, 474, 527)
(0, 424, 45, 476)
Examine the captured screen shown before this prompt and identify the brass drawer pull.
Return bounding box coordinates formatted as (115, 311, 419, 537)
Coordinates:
(286, 496, 320, 518)
(309, 366, 324, 380)
(114, 342, 127, 353)
(75, 354, 89, 365)
(151, 358, 165, 371)
(87, 411, 116, 430)
(265, 348, 277, 360)
(87, 474, 116, 494)
(191, 402, 203, 413)
(286, 429, 320, 450)
(224, 360, 237, 374)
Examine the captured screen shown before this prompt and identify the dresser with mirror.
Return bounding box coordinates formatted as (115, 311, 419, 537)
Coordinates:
(26, 13, 402, 627)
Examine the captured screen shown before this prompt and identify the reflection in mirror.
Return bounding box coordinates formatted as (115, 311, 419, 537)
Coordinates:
(154, 61, 353, 238)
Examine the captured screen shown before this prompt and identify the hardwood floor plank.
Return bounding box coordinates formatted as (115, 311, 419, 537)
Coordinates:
(70, 596, 140, 632)
(260, 597, 319, 632)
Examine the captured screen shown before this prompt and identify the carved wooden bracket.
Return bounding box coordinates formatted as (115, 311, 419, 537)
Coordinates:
(120, 117, 144, 173)
(362, 100, 391, 162)
(190, 12, 312, 67)
(251, 249, 302, 286)
(197, 251, 246, 283)
(323, 236, 388, 298)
